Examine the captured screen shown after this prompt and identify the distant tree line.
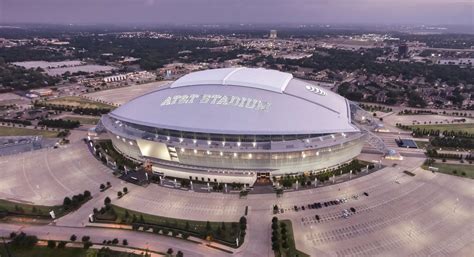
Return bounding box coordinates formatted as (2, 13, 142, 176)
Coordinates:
(34, 101, 111, 116)
(430, 137, 474, 149)
(268, 47, 474, 85)
(0, 118, 32, 126)
(0, 58, 60, 91)
(38, 119, 80, 129)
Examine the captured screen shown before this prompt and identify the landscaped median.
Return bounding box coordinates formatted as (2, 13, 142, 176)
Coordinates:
(0, 191, 92, 220)
(271, 217, 309, 257)
(422, 162, 474, 179)
(1, 231, 152, 257)
(91, 204, 246, 249)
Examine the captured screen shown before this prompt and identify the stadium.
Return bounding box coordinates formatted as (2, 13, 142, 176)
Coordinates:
(98, 67, 373, 185)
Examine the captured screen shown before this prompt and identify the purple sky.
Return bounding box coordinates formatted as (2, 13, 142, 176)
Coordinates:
(1, 0, 472, 25)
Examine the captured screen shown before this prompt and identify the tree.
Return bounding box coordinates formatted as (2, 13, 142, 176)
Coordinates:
(83, 241, 93, 249)
(58, 241, 66, 248)
(81, 236, 90, 243)
(122, 239, 128, 246)
(272, 217, 278, 224)
(272, 223, 278, 230)
(176, 251, 184, 257)
(272, 242, 279, 251)
(123, 187, 128, 194)
(104, 197, 111, 205)
(117, 191, 123, 198)
(11, 232, 38, 249)
(106, 181, 111, 187)
(112, 238, 119, 245)
(63, 197, 72, 206)
(167, 248, 174, 255)
(206, 221, 211, 232)
(70, 234, 77, 242)
(84, 190, 91, 198)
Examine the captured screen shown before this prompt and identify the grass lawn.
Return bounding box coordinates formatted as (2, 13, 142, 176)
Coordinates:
(45, 96, 114, 109)
(275, 220, 310, 257)
(0, 199, 67, 219)
(0, 126, 59, 138)
(0, 246, 143, 257)
(423, 163, 474, 179)
(413, 140, 429, 149)
(62, 116, 100, 125)
(411, 123, 474, 134)
(97, 205, 243, 246)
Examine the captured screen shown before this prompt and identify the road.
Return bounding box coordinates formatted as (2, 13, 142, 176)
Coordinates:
(0, 223, 232, 257)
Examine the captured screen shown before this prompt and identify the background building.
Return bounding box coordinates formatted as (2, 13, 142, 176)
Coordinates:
(269, 30, 278, 39)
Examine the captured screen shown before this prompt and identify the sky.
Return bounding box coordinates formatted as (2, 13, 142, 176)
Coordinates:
(1, 0, 472, 25)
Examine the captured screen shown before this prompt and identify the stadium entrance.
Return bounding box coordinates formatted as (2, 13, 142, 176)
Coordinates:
(256, 172, 271, 185)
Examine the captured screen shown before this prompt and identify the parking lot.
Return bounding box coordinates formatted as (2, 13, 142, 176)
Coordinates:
(0, 139, 472, 256)
(83, 81, 170, 106)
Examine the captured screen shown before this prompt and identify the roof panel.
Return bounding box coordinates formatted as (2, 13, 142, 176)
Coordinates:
(171, 67, 293, 93)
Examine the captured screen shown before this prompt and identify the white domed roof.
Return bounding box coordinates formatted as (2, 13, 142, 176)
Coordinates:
(110, 68, 359, 135)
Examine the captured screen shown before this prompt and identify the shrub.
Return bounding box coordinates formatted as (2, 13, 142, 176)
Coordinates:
(58, 241, 66, 248)
(11, 232, 38, 249)
(47, 240, 56, 248)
